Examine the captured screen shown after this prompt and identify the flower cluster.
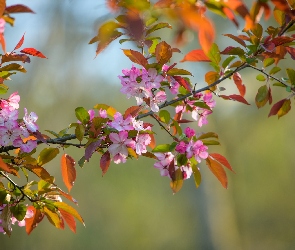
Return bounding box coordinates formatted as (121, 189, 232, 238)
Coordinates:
(0, 204, 33, 234)
(119, 66, 167, 112)
(108, 112, 152, 164)
(0, 92, 39, 153)
(153, 127, 208, 180)
(176, 92, 216, 127)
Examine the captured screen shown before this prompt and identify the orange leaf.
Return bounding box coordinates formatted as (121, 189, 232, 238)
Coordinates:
(24, 165, 54, 184)
(155, 41, 172, 65)
(53, 202, 85, 226)
(61, 154, 76, 192)
(20, 48, 47, 58)
(224, 0, 253, 30)
(233, 72, 246, 97)
(122, 49, 147, 67)
(25, 206, 44, 235)
(0, 33, 6, 53)
(0, 0, 5, 16)
(0, 157, 19, 176)
(180, 49, 210, 62)
(209, 153, 235, 173)
(180, 7, 215, 53)
(148, 133, 156, 149)
(59, 208, 76, 233)
(206, 157, 228, 188)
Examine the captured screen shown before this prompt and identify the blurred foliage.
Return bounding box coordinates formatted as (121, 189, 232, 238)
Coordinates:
(1, 1, 295, 249)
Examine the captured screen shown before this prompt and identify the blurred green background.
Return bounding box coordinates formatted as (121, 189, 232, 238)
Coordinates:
(1, 1, 295, 249)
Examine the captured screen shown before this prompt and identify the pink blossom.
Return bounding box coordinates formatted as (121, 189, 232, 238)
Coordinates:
(1, 92, 20, 111)
(150, 91, 166, 112)
(175, 141, 187, 154)
(109, 112, 134, 131)
(23, 108, 39, 132)
(135, 133, 151, 155)
(203, 92, 216, 109)
(154, 152, 174, 177)
(108, 131, 135, 164)
(0, 18, 5, 33)
(0, 120, 22, 146)
(20, 139, 38, 153)
(143, 68, 164, 89)
(88, 110, 95, 120)
(180, 165, 193, 180)
(186, 140, 208, 163)
(99, 109, 107, 118)
(184, 127, 195, 138)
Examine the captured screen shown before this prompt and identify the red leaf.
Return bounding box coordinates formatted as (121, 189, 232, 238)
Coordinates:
(61, 154, 76, 192)
(286, 46, 295, 60)
(5, 4, 35, 13)
(122, 49, 147, 67)
(268, 99, 285, 117)
(20, 48, 47, 58)
(268, 99, 291, 118)
(25, 206, 44, 235)
(180, 49, 210, 62)
(148, 133, 156, 149)
(233, 72, 246, 97)
(59, 208, 76, 233)
(209, 153, 235, 173)
(100, 151, 111, 176)
(173, 76, 191, 91)
(220, 94, 250, 105)
(223, 34, 246, 47)
(13, 33, 25, 51)
(124, 106, 142, 119)
(206, 157, 228, 188)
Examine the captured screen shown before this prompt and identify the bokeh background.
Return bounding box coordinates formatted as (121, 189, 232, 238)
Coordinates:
(1, 1, 295, 249)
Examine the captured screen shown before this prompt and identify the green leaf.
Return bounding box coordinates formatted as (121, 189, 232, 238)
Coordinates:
(10, 204, 27, 221)
(286, 68, 295, 85)
(256, 74, 266, 81)
(152, 144, 171, 152)
(159, 110, 170, 124)
(194, 101, 211, 110)
(269, 66, 281, 75)
(177, 154, 187, 166)
(191, 164, 201, 188)
(263, 58, 275, 68)
(207, 43, 221, 65)
(75, 107, 90, 124)
(37, 148, 59, 166)
(172, 119, 182, 136)
(146, 22, 172, 35)
(222, 56, 236, 69)
(201, 140, 220, 146)
(75, 124, 85, 142)
(167, 68, 192, 76)
(0, 63, 26, 73)
(255, 85, 269, 108)
(197, 132, 219, 140)
(0, 84, 8, 94)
